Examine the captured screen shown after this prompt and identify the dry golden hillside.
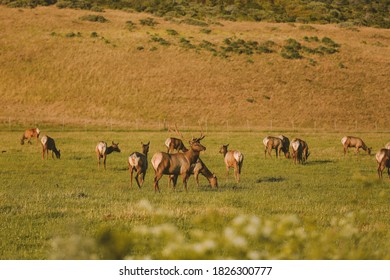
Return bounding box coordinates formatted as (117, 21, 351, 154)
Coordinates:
(0, 6, 389, 131)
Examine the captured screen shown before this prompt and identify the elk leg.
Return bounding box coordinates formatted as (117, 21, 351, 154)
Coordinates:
(103, 155, 107, 170)
(182, 172, 190, 192)
(194, 170, 200, 187)
(135, 170, 141, 189)
(153, 173, 163, 193)
(129, 166, 134, 188)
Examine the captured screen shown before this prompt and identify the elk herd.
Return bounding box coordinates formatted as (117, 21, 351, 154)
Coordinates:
(19, 127, 390, 192)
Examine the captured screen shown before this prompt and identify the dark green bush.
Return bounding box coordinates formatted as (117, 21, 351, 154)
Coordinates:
(79, 14, 108, 23)
(139, 17, 158, 26)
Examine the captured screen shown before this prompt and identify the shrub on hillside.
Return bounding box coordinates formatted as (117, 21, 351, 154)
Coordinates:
(79, 14, 108, 23)
(139, 17, 158, 26)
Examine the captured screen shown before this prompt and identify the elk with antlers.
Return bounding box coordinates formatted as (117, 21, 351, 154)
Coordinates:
(151, 128, 206, 192)
(128, 142, 150, 188)
(341, 136, 371, 156)
(164, 124, 205, 153)
(41, 135, 61, 160)
(263, 135, 290, 159)
(219, 144, 244, 183)
(96, 141, 121, 169)
(21, 128, 40, 145)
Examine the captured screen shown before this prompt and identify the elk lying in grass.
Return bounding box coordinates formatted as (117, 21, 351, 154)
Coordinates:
(96, 141, 121, 169)
(151, 137, 206, 193)
(128, 142, 150, 189)
(169, 158, 218, 189)
(41, 135, 60, 160)
(376, 148, 390, 179)
(263, 135, 290, 159)
(341, 136, 371, 156)
(21, 128, 40, 145)
(219, 144, 244, 183)
(290, 138, 310, 164)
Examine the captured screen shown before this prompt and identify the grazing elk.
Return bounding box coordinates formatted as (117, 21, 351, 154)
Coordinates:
(341, 136, 371, 156)
(290, 138, 310, 164)
(151, 135, 206, 193)
(41, 135, 61, 160)
(96, 141, 121, 169)
(219, 144, 244, 183)
(21, 128, 40, 145)
(263, 135, 290, 159)
(128, 142, 150, 189)
(376, 148, 390, 179)
(169, 158, 218, 189)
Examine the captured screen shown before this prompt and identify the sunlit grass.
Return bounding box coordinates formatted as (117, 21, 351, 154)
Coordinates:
(1, 129, 390, 259)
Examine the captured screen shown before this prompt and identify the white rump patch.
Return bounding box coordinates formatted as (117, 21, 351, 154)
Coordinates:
(151, 153, 163, 171)
(291, 141, 300, 152)
(40, 135, 48, 145)
(385, 142, 390, 150)
(341, 136, 348, 145)
(233, 151, 243, 163)
(129, 153, 140, 167)
(164, 138, 171, 148)
(262, 137, 269, 146)
(36, 128, 40, 135)
(376, 151, 385, 164)
(96, 142, 107, 155)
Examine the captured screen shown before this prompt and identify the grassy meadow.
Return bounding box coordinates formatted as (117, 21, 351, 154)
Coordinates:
(1, 128, 390, 259)
(0, 5, 390, 260)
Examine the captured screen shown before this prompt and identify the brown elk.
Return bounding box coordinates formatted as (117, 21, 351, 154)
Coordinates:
(40, 135, 61, 160)
(169, 158, 218, 189)
(128, 142, 150, 189)
(165, 137, 188, 153)
(376, 148, 390, 179)
(290, 138, 310, 164)
(341, 136, 371, 156)
(151, 135, 206, 193)
(164, 124, 205, 153)
(219, 144, 244, 183)
(263, 135, 290, 159)
(96, 141, 121, 169)
(21, 128, 40, 145)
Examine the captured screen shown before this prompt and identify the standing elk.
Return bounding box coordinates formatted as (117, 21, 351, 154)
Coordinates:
(128, 142, 150, 189)
(341, 136, 371, 156)
(219, 144, 244, 183)
(376, 148, 390, 179)
(21, 128, 40, 145)
(263, 135, 290, 159)
(169, 158, 218, 189)
(165, 137, 188, 153)
(41, 135, 61, 160)
(96, 141, 121, 169)
(151, 133, 206, 193)
(164, 125, 205, 153)
(290, 138, 310, 164)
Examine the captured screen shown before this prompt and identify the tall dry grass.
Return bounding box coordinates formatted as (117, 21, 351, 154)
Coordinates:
(0, 6, 389, 131)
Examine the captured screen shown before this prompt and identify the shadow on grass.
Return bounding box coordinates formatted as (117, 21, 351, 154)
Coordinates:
(256, 177, 286, 183)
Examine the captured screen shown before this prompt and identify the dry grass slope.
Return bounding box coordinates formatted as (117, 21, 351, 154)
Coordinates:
(0, 6, 389, 130)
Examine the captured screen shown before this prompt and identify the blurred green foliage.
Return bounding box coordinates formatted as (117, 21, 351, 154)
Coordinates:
(1, 0, 389, 28)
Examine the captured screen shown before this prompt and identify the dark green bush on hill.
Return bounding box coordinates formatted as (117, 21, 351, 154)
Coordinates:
(2, 0, 389, 28)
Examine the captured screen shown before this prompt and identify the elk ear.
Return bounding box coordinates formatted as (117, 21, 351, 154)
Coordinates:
(213, 173, 217, 178)
(112, 141, 115, 145)
(147, 141, 150, 145)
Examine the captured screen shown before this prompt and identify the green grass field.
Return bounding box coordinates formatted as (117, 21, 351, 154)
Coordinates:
(1, 128, 390, 260)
